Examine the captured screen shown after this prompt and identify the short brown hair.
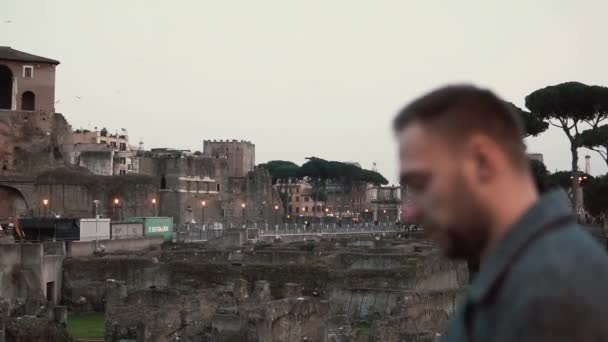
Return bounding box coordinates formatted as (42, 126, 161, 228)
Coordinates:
(394, 84, 526, 166)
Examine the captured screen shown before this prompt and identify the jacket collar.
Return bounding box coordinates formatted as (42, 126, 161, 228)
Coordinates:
(467, 190, 574, 303)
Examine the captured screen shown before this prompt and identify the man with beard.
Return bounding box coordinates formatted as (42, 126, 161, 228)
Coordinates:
(394, 85, 608, 341)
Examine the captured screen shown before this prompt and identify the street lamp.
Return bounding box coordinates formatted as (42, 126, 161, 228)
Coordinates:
(113, 198, 120, 220)
(152, 198, 157, 216)
(383, 209, 387, 224)
(42, 199, 49, 217)
(323, 207, 329, 229)
(274, 205, 279, 228)
(93, 200, 100, 218)
(201, 200, 207, 227)
(241, 203, 246, 226)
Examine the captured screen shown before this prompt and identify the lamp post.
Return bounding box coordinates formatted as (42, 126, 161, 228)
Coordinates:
(152, 198, 157, 217)
(241, 203, 246, 227)
(93, 200, 99, 218)
(201, 200, 206, 228)
(42, 199, 49, 217)
(274, 205, 279, 230)
(383, 209, 387, 225)
(113, 198, 120, 221)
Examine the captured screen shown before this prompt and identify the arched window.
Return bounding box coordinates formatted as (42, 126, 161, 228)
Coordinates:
(21, 91, 35, 111)
(160, 175, 167, 190)
(0, 65, 13, 110)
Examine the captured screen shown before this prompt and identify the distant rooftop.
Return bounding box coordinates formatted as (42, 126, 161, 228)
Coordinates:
(0, 46, 60, 65)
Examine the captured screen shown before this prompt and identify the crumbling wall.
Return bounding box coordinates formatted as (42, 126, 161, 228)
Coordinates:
(0, 112, 69, 177)
(62, 257, 167, 312)
(368, 289, 465, 342)
(0, 242, 64, 315)
(4, 317, 71, 342)
(63, 238, 468, 340)
(35, 169, 159, 219)
(105, 281, 231, 342)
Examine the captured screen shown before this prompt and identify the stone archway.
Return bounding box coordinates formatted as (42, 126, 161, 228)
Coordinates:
(0, 185, 28, 220)
(0, 64, 13, 110)
(21, 91, 35, 111)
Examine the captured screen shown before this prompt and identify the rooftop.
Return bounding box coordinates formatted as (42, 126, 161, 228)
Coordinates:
(0, 46, 60, 65)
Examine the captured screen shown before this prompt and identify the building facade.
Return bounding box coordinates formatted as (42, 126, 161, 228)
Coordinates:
(68, 128, 137, 175)
(367, 185, 401, 224)
(0, 47, 63, 176)
(138, 144, 280, 226)
(0, 46, 59, 114)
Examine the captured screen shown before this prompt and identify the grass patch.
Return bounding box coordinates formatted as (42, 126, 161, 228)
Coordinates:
(353, 322, 371, 342)
(67, 312, 105, 340)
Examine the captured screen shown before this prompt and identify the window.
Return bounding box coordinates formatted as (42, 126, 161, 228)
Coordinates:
(305, 206, 309, 212)
(119, 157, 126, 164)
(46, 282, 55, 302)
(127, 164, 132, 170)
(297, 187, 300, 193)
(296, 196, 300, 202)
(288, 205, 292, 213)
(216, 183, 221, 192)
(100, 140, 106, 144)
(23, 66, 34, 78)
(111, 141, 117, 148)
(119, 170, 126, 175)
(119, 142, 126, 151)
(295, 207, 300, 213)
(221, 209, 225, 217)
(305, 197, 309, 202)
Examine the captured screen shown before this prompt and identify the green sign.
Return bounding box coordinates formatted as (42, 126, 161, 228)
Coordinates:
(127, 216, 173, 241)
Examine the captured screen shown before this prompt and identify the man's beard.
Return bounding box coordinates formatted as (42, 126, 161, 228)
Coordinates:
(426, 178, 492, 261)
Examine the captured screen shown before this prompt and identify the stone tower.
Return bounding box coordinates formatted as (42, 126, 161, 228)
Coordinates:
(203, 139, 255, 178)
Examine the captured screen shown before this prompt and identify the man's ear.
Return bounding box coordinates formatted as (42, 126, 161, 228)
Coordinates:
(468, 135, 498, 183)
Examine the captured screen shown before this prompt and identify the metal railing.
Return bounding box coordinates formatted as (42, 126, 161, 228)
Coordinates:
(173, 222, 414, 242)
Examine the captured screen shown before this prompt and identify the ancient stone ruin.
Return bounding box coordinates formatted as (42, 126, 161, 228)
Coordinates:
(59, 232, 467, 341)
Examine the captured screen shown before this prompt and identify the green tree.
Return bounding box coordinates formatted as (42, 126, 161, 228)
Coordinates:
(525, 82, 608, 206)
(578, 124, 608, 167)
(258, 160, 302, 212)
(583, 175, 608, 218)
(300, 157, 390, 216)
(529, 159, 549, 193)
(505, 102, 549, 138)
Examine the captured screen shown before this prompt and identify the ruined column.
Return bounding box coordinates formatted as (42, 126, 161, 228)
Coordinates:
(53, 306, 68, 326)
(233, 279, 249, 303)
(0, 317, 5, 342)
(105, 279, 127, 314)
(284, 283, 303, 298)
(253, 280, 271, 302)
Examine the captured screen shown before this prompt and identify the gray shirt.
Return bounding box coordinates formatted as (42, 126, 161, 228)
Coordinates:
(444, 190, 608, 342)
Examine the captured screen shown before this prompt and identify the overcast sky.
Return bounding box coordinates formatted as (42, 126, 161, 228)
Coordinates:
(2, 0, 607, 182)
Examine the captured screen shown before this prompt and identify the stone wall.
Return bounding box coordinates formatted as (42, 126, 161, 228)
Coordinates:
(369, 289, 465, 342)
(66, 236, 164, 258)
(0, 242, 65, 314)
(34, 169, 159, 219)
